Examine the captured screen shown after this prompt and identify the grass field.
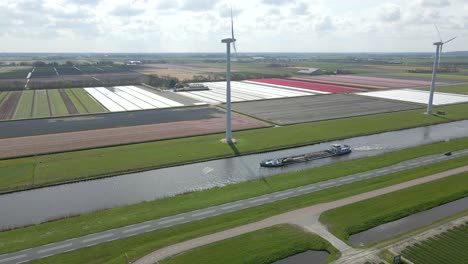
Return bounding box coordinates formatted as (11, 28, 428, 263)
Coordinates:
(1, 101, 468, 192)
(383, 72, 468, 81)
(416, 83, 468, 95)
(160, 224, 339, 264)
(32, 90, 50, 117)
(65, 89, 87, 114)
(17, 157, 468, 264)
(2, 138, 468, 258)
(0, 66, 31, 79)
(71, 88, 107, 113)
(12, 91, 33, 119)
(319, 173, 468, 242)
(48, 89, 69, 116)
(402, 223, 468, 264)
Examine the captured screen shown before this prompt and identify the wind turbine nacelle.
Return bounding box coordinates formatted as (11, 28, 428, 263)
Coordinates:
(221, 38, 236, 43)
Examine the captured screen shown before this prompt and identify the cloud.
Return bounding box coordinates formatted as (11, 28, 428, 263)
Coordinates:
(262, 0, 294, 5)
(419, 0, 450, 7)
(379, 4, 401, 22)
(111, 5, 144, 16)
(157, 0, 179, 10)
(69, 0, 102, 6)
(291, 2, 309, 15)
(314, 15, 333, 31)
(218, 5, 243, 18)
(181, 0, 219, 11)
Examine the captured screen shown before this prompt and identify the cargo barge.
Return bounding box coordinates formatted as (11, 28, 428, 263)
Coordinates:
(260, 144, 352, 167)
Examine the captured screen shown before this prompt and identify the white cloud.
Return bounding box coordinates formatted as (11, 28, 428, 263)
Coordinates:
(419, 0, 450, 7)
(379, 4, 400, 22)
(0, 0, 467, 52)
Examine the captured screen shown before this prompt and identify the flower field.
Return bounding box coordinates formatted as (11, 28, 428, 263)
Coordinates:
(0, 88, 108, 121)
(247, 78, 358, 93)
(402, 223, 468, 264)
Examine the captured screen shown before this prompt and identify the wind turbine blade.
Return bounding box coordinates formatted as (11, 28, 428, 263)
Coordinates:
(231, 7, 235, 39)
(443, 36, 456, 44)
(230, 7, 238, 60)
(434, 24, 442, 42)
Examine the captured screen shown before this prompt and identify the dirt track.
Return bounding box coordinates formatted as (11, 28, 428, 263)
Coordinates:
(0, 114, 269, 158)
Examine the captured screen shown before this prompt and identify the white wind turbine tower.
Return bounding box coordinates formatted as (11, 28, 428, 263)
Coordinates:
(426, 25, 456, 114)
(221, 8, 237, 144)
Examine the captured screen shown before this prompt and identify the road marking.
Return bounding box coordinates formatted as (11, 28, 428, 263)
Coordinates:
(300, 185, 316, 191)
(192, 209, 216, 217)
(159, 217, 185, 225)
(339, 177, 354, 182)
(40, 254, 53, 259)
(274, 191, 293, 198)
(122, 224, 151, 234)
(248, 197, 269, 203)
(221, 203, 243, 210)
(358, 173, 370, 178)
(0, 254, 27, 263)
(379, 169, 389, 173)
(82, 233, 114, 243)
(37, 243, 73, 254)
(319, 181, 335, 187)
(393, 165, 405, 170)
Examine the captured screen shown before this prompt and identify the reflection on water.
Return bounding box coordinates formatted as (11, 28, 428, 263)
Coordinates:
(1, 120, 468, 229)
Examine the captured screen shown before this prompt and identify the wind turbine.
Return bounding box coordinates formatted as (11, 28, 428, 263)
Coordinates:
(426, 25, 456, 114)
(221, 8, 237, 143)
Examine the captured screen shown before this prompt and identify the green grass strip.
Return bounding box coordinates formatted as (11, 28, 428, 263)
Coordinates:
(160, 224, 339, 264)
(2, 138, 468, 256)
(319, 174, 468, 242)
(21, 156, 468, 264)
(71, 88, 107, 113)
(64, 89, 87, 114)
(415, 83, 468, 95)
(48, 89, 69, 116)
(383, 72, 468, 81)
(32, 90, 50, 118)
(12, 91, 33, 119)
(402, 224, 468, 264)
(1, 102, 468, 192)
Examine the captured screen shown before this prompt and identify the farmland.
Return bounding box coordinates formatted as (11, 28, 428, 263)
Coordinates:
(160, 224, 339, 264)
(416, 83, 468, 95)
(3, 141, 468, 263)
(319, 173, 468, 242)
(401, 223, 468, 264)
(0, 88, 108, 120)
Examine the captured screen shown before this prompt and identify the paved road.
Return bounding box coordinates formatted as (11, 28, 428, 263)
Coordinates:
(1, 149, 468, 263)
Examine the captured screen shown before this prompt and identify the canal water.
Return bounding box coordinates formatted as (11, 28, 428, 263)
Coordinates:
(349, 196, 468, 245)
(1, 120, 468, 229)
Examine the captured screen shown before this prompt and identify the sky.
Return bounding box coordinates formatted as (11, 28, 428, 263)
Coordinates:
(0, 0, 467, 53)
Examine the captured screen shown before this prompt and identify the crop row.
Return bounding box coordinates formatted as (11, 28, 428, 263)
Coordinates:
(0, 88, 108, 121)
(402, 223, 468, 264)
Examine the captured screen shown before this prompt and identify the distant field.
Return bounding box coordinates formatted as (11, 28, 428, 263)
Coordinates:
(0, 67, 31, 79)
(0, 88, 108, 120)
(416, 83, 468, 95)
(160, 224, 339, 264)
(383, 72, 468, 81)
(402, 223, 468, 264)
